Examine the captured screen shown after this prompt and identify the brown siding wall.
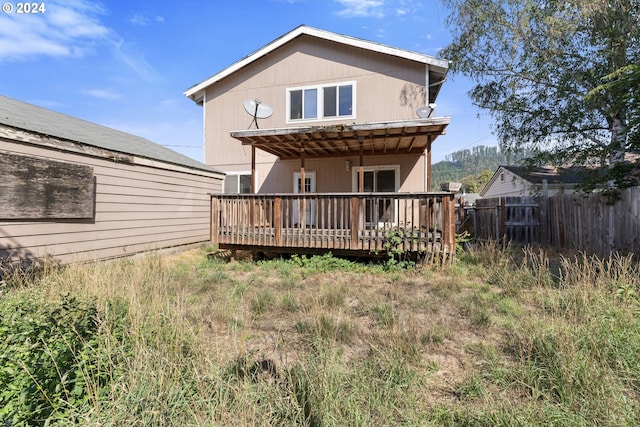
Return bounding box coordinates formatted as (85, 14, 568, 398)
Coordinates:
(0, 138, 223, 264)
(254, 154, 425, 193)
(204, 35, 430, 192)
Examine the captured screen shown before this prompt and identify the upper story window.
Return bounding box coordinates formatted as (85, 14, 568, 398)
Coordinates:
(287, 82, 355, 123)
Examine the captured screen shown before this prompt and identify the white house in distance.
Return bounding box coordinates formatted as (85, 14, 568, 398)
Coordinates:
(480, 165, 592, 198)
(0, 95, 224, 265)
(184, 25, 450, 196)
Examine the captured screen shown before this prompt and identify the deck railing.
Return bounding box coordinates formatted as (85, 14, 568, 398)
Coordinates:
(211, 192, 456, 257)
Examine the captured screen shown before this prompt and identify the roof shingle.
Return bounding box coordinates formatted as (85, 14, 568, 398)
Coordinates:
(0, 95, 221, 174)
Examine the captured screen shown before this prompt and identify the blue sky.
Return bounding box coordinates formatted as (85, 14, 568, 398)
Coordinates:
(0, 0, 497, 163)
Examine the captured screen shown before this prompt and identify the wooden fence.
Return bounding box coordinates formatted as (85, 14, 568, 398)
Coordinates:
(471, 187, 640, 256)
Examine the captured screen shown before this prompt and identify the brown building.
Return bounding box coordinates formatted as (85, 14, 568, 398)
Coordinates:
(0, 95, 224, 265)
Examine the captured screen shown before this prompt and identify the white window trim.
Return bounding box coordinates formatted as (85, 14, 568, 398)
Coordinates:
(293, 171, 317, 226)
(293, 171, 317, 193)
(224, 170, 255, 194)
(286, 81, 356, 124)
(351, 165, 400, 192)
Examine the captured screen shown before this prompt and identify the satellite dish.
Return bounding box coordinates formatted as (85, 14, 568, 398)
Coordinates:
(416, 103, 437, 119)
(243, 99, 273, 129)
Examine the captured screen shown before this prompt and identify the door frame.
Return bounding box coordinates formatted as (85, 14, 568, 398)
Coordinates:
(351, 165, 400, 226)
(351, 165, 400, 192)
(293, 171, 316, 225)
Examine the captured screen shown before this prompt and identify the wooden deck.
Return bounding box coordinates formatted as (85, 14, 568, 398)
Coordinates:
(211, 192, 456, 260)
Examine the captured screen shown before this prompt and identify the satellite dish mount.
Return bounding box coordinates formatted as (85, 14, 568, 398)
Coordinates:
(243, 98, 273, 129)
(416, 103, 437, 119)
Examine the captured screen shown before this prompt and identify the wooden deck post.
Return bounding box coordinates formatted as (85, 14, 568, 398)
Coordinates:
(300, 141, 306, 194)
(211, 196, 219, 244)
(251, 145, 256, 193)
(274, 197, 282, 246)
(300, 142, 306, 232)
(426, 137, 432, 192)
(350, 197, 360, 249)
(358, 137, 364, 193)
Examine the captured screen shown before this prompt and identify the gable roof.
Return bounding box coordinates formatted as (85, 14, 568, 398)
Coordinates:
(480, 165, 595, 196)
(501, 165, 593, 184)
(184, 25, 450, 105)
(0, 95, 221, 174)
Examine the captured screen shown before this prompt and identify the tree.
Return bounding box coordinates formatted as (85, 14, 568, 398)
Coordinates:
(460, 169, 494, 193)
(589, 64, 640, 151)
(441, 0, 640, 190)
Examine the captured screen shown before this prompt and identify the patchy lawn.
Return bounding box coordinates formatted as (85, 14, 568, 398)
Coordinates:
(2, 245, 640, 425)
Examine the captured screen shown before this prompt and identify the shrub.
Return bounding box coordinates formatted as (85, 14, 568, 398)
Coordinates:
(0, 294, 95, 424)
(0, 292, 127, 426)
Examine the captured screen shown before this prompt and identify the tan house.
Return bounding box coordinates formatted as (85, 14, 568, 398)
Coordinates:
(480, 165, 591, 198)
(0, 95, 224, 265)
(184, 25, 457, 259)
(185, 25, 450, 194)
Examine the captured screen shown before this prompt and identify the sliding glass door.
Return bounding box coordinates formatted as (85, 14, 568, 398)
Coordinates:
(353, 166, 399, 224)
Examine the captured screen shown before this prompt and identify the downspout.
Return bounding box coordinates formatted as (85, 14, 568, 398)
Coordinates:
(424, 65, 429, 192)
(202, 90, 207, 164)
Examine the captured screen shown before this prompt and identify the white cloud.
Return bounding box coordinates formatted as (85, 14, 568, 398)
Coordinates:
(0, 1, 162, 82)
(0, 0, 108, 61)
(111, 38, 163, 83)
(84, 88, 123, 100)
(129, 13, 150, 26)
(130, 12, 165, 26)
(335, 0, 386, 18)
(334, 0, 425, 20)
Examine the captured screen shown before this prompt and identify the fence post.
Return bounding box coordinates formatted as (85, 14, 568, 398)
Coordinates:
(442, 194, 456, 256)
(473, 207, 478, 240)
(495, 197, 501, 241)
(500, 198, 506, 243)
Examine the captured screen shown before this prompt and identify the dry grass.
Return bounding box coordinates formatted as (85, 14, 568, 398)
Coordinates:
(2, 244, 640, 425)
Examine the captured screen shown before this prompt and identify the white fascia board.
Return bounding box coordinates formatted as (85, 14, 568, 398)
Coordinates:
(184, 25, 450, 103)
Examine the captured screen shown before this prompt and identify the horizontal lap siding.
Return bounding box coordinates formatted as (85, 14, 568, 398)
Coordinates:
(0, 139, 222, 264)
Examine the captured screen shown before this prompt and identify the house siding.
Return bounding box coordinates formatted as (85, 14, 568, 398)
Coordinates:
(0, 137, 222, 265)
(482, 168, 533, 198)
(204, 35, 430, 193)
(482, 166, 580, 198)
(251, 154, 425, 193)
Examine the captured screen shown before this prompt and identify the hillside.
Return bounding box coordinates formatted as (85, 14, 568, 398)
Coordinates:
(432, 145, 530, 192)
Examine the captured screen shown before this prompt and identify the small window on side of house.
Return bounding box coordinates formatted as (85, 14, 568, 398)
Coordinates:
(225, 173, 252, 194)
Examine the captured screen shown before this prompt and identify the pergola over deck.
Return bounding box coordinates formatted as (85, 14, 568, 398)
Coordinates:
(212, 117, 456, 262)
(230, 117, 450, 193)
